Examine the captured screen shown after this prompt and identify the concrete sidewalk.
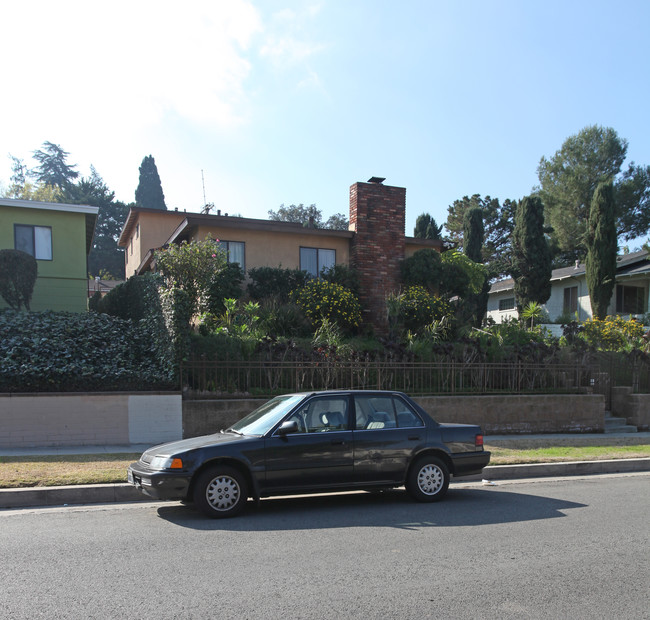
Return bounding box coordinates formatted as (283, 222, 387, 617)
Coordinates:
(1, 433, 649, 510)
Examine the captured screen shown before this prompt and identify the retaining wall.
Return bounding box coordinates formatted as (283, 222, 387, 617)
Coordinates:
(183, 393, 606, 438)
(611, 387, 650, 431)
(0, 391, 608, 449)
(0, 393, 182, 448)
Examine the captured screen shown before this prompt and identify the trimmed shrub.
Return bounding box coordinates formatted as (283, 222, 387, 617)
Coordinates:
(0, 249, 38, 311)
(0, 308, 174, 392)
(95, 273, 162, 321)
(291, 280, 361, 332)
(207, 263, 245, 314)
(247, 267, 310, 303)
(321, 264, 361, 296)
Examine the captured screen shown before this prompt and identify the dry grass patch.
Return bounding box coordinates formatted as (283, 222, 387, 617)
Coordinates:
(0, 454, 140, 488)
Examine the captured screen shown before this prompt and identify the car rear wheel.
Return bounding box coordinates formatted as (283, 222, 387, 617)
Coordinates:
(193, 466, 248, 518)
(406, 456, 449, 502)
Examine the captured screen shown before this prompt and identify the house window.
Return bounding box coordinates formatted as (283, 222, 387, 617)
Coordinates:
(499, 297, 515, 311)
(14, 224, 52, 260)
(563, 286, 578, 314)
(616, 285, 645, 314)
(218, 241, 245, 270)
(300, 247, 335, 278)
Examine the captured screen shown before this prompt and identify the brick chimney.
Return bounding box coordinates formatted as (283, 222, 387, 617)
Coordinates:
(349, 178, 406, 333)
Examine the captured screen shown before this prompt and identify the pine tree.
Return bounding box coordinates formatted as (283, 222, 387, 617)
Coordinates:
(511, 196, 552, 311)
(135, 155, 167, 210)
(414, 213, 442, 240)
(30, 141, 79, 190)
(586, 182, 617, 319)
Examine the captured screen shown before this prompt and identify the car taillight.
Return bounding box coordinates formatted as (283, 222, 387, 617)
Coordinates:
(475, 434, 484, 448)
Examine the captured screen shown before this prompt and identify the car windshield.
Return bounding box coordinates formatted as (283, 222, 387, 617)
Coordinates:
(228, 394, 305, 436)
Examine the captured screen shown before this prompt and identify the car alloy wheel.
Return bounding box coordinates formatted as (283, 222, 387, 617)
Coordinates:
(406, 456, 449, 502)
(206, 475, 240, 511)
(193, 466, 248, 518)
(417, 463, 444, 495)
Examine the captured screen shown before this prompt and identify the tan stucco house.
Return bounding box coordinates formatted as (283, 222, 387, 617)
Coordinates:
(118, 178, 444, 329)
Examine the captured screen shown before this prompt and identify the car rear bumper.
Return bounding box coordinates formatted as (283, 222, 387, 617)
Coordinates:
(127, 463, 191, 501)
(450, 451, 491, 477)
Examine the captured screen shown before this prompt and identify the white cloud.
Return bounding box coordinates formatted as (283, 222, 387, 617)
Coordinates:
(0, 0, 263, 138)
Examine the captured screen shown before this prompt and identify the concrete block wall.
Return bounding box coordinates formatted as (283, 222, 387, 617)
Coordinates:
(182, 393, 607, 438)
(0, 393, 182, 448)
(414, 394, 606, 434)
(611, 387, 650, 430)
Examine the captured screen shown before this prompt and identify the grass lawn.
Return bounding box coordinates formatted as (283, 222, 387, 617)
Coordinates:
(1, 446, 649, 489)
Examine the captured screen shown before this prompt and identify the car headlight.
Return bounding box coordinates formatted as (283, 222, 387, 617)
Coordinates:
(149, 456, 184, 470)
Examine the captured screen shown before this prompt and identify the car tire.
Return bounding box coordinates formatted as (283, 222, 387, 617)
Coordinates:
(406, 456, 449, 502)
(193, 466, 248, 518)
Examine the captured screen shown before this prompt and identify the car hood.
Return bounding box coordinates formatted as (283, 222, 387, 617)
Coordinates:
(143, 432, 250, 457)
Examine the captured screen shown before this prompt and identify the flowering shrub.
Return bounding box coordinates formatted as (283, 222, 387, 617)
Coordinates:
(581, 315, 644, 350)
(291, 280, 361, 331)
(392, 285, 451, 333)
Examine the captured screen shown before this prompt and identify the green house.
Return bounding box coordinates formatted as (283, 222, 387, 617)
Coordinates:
(0, 198, 98, 312)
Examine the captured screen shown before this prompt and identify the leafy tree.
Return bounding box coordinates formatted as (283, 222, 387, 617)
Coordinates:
(445, 194, 515, 279)
(5, 155, 28, 197)
(268, 203, 348, 230)
(3, 181, 61, 202)
(414, 213, 442, 239)
(30, 141, 79, 190)
(154, 236, 226, 315)
(586, 182, 617, 320)
(510, 196, 552, 311)
(537, 125, 649, 263)
(0, 250, 37, 310)
(62, 167, 129, 279)
(135, 155, 167, 210)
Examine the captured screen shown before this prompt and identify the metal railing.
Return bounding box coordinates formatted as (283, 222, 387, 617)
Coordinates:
(180, 359, 596, 399)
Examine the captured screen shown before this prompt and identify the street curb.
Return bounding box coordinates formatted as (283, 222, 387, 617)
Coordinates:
(2, 458, 650, 510)
(461, 457, 650, 481)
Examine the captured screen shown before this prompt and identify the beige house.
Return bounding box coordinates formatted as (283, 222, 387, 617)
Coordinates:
(118, 177, 444, 330)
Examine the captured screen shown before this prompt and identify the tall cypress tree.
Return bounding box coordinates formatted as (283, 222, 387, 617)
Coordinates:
(586, 182, 617, 319)
(463, 207, 488, 326)
(135, 155, 167, 210)
(511, 196, 552, 311)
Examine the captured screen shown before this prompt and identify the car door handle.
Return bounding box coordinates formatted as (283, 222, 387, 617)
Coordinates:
(408, 435, 422, 441)
(330, 439, 346, 445)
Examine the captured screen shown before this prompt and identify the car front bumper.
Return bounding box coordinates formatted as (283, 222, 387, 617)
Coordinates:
(127, 463, 192, 501)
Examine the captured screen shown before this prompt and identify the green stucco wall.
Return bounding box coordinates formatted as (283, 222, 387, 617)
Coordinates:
(0, 206, 89, 312)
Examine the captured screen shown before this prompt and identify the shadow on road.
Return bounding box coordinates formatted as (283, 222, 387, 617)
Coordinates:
(156, 486, 587, 531)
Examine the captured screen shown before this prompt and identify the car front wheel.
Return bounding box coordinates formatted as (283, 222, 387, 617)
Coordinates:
(193, 466, 248, 518)
(406, 456, 449, 502)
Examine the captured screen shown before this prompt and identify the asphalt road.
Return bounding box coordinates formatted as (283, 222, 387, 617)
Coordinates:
(1, 474, 649, 620)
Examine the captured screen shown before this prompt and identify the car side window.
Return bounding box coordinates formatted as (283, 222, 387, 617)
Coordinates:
(354, 396, 397, 429)
(394, 397, 425, 428)
(287, 397, 348, 433)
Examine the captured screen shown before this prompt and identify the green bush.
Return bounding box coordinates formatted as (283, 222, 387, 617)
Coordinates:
(321, 264, 360, 296)
(95, 273, 162, 321)
(291, 280, 361, 332)
(247, 267, 310, 303)
(259, 300, 311, 338)
(0, 308, 174, 392)
(207, 263, 245, 314)
(0, 249, 38, 311)
(392, 286, 451, 333)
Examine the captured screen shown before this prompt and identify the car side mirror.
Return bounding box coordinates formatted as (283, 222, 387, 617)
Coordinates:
(277, 420, 299, 435)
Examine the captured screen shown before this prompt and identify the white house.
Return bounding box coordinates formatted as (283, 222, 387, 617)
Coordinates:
(487, 250, 650, 323)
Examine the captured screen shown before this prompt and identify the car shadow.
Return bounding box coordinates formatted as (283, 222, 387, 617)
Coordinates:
(156, 486, 587, 531)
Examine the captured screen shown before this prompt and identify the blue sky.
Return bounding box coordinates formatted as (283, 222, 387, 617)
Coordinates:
(2, 0, 649, 241)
